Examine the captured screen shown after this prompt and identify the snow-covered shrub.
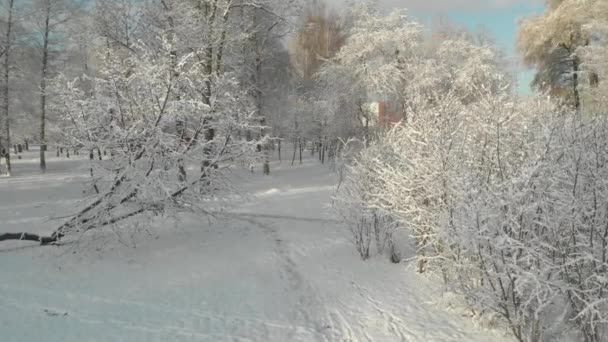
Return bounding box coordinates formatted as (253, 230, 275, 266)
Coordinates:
(327, 5, 506, 266)
(339, 93, 608, 341)
(325, 4, 608, 340)
(333, 138, 400, 261)
(459, 113, 608, 342)
(332, 139, 373, 260)
(333, 181, 400, 261)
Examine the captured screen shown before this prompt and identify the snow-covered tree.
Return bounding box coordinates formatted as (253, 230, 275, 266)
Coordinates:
(0, 0, 303, 243)
(330, 3, 506, 263)
(0, 0, 17, 174)
(30, 0, 75, 172)
(317, 4, 504, 143)
(577, 0, 608, 112)
(6, 34, 261, 243)
(516, 0, 607, 109)
(237, 0, 301, 174)
(289, 0, 347, 80)
(318, 4, 422, 121)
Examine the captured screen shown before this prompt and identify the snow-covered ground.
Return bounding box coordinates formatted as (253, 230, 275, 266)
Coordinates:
(0, 149, 513, 342)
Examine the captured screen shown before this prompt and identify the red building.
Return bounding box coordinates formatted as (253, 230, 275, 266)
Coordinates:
(376, 101, 403, 128)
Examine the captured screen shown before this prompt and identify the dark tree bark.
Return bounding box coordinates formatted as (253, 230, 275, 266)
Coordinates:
(318, 141, 322, 161)
(1, 0, 14, 175)
(291, 137, 297, 166)
(0, 232, 58, 244)
(39, 0, 51, 173)
(321, 139, 326, 164)
(573, 54, 581, 112)
(299, 139, 302, 164)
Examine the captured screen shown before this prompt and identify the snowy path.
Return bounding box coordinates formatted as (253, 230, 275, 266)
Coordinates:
(0, 153, 512, 342)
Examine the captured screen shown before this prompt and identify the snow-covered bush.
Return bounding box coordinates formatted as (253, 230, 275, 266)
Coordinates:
(328, 8, 608, 337)
(332, 139, 374, 260)
(455, 112, 608, 342)
(333, 138, 400, 261)
(338, 90, 608, 341)
(328, 3, 507, 266)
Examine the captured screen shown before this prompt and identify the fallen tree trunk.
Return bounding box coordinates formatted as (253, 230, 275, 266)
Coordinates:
(0, 130, 233, 246)
(0, 232, 58, 244)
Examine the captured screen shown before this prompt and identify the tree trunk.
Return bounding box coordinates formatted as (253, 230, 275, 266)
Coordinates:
(573, 54, 581, 112)
(251, 11, 269, 176)
(291, 137, 297, 166)
(277, 139, 281, 162)
(321, 138, 326, 164)
(200, 3, 216, 174)
(39, 3, 51, 174)
(263, 156, 270, 175)
(318, 141, 322, 161)
(0, 232, 58, 244)
(165, 5, 187, 184)
(1, 0, 14, 176)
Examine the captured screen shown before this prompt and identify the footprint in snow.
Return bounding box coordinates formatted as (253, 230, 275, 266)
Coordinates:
(44, 309, 68, 317)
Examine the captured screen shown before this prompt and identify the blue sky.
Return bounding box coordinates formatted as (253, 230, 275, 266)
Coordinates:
(414, 2, 545, 94)
(330, 0, 546, 94)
